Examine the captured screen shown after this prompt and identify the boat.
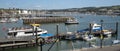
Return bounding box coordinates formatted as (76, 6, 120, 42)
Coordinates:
(0, 18, 19, 23)
(61, 32, 83, 40)
(92, 23, 112, 37)
(77, 23, 112, 37)
(63, 32, 76, 40)
(0, 18, 7, 23)
(91, 45, 98, 48)
(8, 18, 19, 22)
(65, 18, 79, 24)
(0, 19, 7, 23)
(112, 40, 120, 44)
(65, 35, 76, 40)
(82, 34, 97, 41)
(79, 31, 97, 41)
(7, 27, 47, 37)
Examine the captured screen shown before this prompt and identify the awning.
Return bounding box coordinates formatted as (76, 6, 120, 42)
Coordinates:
(39, 33, 54, 38)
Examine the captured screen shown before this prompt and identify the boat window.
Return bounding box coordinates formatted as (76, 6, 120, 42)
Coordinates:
(8, 32, 17, 36)
(38, 30, 42, 32)
(25, 31, 42, 34)
(8, 33, 12, 35)
(95, 26, 100, 28)
(25, 31, 33, 34)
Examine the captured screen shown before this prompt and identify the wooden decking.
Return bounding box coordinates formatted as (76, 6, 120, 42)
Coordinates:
(0, 36, 35, 50)
(0, 42, 36, 51)
(0, 43, 29, 47)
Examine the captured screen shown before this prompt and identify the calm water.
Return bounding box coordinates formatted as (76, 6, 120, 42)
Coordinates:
(0, 14, 120, 51)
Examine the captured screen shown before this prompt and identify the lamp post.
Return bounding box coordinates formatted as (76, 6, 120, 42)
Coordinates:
(100, 20, 103, 48)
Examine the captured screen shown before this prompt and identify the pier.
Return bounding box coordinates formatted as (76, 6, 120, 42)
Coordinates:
(0, 42, 35, 51)
(0, 35, 57, 51)
(22, 17, 73, 24)
(0, 36, 35, 51)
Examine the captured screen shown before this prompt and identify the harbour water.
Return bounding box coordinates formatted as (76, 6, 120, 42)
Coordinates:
(0, 14, 120, 51)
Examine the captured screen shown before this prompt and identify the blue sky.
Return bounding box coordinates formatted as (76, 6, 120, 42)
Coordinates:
(0, 0, 120, 9)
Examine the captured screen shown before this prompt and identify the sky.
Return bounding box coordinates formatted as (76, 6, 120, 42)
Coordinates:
(0, 0, 120, 9)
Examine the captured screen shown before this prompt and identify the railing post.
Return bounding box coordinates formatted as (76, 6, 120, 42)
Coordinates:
(89, 23, 92, 35)
(56, 24, 59, 39)
(115, 22, 118, 40)
(100, 20, 103, 48)
(35, 27, 38, 46)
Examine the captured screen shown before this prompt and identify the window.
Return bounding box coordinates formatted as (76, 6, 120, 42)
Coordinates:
(8, 32, 17, 36)
(25, 31, 42, 34)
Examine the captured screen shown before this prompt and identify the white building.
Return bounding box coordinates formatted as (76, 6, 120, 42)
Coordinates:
(18, 10, 31, 14)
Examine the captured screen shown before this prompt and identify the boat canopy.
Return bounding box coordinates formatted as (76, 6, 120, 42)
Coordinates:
(92, 23, 101, 32)
(39, 33, 54, 38)
(30, 24, 40, 27)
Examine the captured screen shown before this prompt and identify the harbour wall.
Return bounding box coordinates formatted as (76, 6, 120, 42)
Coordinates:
(22, 17, 73, 24)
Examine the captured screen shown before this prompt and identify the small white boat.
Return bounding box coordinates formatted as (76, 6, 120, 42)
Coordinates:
(91, 45, 98, 48)
(65, 18, 79, 24)
(83, 34, 97, 41)
(112, 40, 120, 44)
(0, 19, 7, 23)
(9, 18, 18, 22)
(7, 27, 47, 37)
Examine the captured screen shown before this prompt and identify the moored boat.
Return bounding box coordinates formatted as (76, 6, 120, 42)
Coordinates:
(8, 18, 19, 22)
(0, 19, 7, 23)
(60, 32, 84, 40)
(7, 27, 47, 37)
(77, 23, 112, 37)
(82, 34, 97, 41)
(65, 18, 79, 24)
